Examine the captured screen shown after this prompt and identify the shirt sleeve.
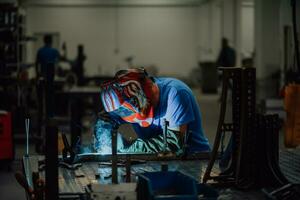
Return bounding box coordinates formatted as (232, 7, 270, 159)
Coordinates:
(165, 89, 195, 128)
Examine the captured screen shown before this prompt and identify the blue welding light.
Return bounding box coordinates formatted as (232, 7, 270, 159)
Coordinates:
(94, 119, 124, 154)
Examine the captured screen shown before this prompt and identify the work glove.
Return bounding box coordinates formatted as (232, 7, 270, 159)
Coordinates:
(97, 110, 120, 129)
(93, 114, 124, 154)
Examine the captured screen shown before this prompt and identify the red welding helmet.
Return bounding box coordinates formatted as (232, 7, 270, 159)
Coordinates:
(100, 68, 154, 127)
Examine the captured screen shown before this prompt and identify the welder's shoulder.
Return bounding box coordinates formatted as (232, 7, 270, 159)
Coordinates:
(157, 77, 192, 95)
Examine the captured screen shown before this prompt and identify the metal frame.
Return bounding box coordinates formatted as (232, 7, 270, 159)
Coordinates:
(203, 67, 291, 189)
(203, 67, 246, 185)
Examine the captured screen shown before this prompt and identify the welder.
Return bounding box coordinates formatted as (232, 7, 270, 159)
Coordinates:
(94, 68, 210, 154)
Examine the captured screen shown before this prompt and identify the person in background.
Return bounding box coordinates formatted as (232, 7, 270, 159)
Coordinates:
(216, 38, 236, 68)
(36, 34, 60, 80)
(71, 44, 86, 86)
(35, 34, 60, 117)
(94, 68, 210, 155)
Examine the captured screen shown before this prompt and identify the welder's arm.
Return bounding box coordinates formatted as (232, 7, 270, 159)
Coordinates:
(118, 125, 187, 154)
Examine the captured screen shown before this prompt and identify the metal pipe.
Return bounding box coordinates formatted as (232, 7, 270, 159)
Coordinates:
(25, 118, 30, 156)
(111, 128, 118, 184)
(125, 154, 131, 182)
(162, 119, 169, 152)
(45, 120, 58, 200)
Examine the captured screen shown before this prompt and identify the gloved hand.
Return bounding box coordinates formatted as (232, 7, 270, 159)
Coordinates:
(93, 115, 124, 154)
(97, 110, 120, 129)
(119, 129, 181, 154)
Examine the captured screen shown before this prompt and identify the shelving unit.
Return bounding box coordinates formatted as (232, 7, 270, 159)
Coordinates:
(0, 3, 30, 140)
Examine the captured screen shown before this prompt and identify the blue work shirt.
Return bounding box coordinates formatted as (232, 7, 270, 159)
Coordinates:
(36, 45, 60, 78)
(131, 77, 211, 153)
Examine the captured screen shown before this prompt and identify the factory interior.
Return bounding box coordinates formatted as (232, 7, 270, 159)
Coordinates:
(1, 0, 300, 199)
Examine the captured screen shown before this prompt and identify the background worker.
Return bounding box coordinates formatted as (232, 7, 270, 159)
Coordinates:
(94, 68, 210, 154)
(216, 37, 236, 68)
(35, 34, 60, 117)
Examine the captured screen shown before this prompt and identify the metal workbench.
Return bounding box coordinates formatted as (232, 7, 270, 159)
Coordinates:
(22, 149, 300, 199)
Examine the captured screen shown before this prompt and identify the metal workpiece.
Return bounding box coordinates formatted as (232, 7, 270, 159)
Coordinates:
(162, 119, 169, 153)
(75, 151, 211, 162)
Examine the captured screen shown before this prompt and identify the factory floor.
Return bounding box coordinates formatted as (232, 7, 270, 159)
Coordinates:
(0, 87, 286, 199)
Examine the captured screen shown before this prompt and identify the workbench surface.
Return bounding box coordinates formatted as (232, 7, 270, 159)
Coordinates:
(22, 149, 300, 199)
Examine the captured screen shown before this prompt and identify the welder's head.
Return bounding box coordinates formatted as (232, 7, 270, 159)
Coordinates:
(100, 68, 156, 127)
(44, 34, 52, 46)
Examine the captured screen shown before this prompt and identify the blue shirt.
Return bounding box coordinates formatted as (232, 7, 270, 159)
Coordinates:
(131, 77, 210, 152)
(37, 45, 60, 77)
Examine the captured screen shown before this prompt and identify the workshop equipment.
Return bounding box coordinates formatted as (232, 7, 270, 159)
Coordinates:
(0, 110, 13, 161)
(137, 171, 198, 200)
(25, 118, 30, 156)
(62, 132, 75, 164)
(203, 67, 288, 189)
(203, 67, 252, 186)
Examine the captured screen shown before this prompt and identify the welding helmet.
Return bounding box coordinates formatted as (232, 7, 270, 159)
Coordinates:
(100, 68, 154, 127)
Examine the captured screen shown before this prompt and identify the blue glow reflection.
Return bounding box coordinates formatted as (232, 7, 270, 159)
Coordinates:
(94, 119, 124, 154)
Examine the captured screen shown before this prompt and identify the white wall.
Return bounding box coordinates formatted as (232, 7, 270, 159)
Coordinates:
(221, 0, 235, 47)
(241, 4, 254, 58)
(196, 2, 221, 62)
(25, 0, 255, 77)
(255, 0, 280, 79)
(220, 0, 254, 64)
(26, 6, 205, 77)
